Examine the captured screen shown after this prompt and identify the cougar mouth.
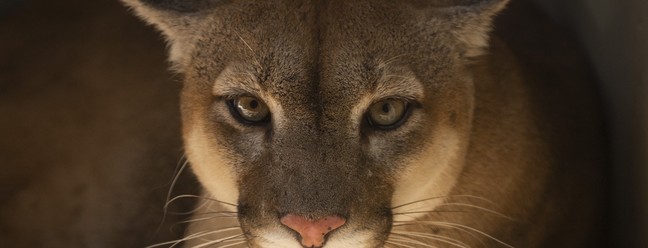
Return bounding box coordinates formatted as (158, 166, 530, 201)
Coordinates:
(236, 206, 393, 248)
(232, 179, 395, 248)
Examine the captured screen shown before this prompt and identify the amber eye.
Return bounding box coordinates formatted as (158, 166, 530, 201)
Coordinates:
(229, 96, 270, 123)
(366, 98, 409, 128)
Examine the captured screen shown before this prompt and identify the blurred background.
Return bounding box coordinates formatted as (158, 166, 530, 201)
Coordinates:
(530, 0, 648, 247)
(0, 0, 646, 247)
(0, 0, 196, 247)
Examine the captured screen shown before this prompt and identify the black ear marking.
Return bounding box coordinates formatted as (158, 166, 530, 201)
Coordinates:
(418, 0, 509, 14)
(430, 0, 508, 7)
(140, 0, 229, 13)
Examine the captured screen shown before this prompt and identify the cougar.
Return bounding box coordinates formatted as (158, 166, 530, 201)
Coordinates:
(123, 0, 606, 247)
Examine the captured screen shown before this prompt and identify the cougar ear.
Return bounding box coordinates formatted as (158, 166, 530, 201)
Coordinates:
(121, 0, 224, 69)
(430, 0, 511, 58)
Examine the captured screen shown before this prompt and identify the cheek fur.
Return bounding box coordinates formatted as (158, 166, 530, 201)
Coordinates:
(391, 127, 467, 221)
(184, 121, 240, 211)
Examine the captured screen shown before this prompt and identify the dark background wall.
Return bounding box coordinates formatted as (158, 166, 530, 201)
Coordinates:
(0, 0, 193, 246)
(530, 1, 648, 247)
(1, 0, 645, 247)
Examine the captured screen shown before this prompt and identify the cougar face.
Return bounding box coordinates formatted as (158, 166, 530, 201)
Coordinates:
(125, 0, 509, 247)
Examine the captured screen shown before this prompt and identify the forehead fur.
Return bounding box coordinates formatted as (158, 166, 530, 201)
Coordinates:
(181, 0, 497, 108)
(123, 0, 508, 74)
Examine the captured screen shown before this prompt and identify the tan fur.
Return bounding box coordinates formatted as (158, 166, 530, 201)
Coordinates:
(124, 0, 605, 247)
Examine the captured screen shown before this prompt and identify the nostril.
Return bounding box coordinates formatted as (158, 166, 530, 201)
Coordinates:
(280, 214, 346, 248)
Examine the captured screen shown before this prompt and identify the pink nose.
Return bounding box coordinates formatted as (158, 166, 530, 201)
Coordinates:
(280, 214, 347, 248)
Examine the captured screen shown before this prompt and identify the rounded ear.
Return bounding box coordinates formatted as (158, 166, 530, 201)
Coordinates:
(121, 0, 225, 69)
(428, 0, 511, 58)
(121, 0, 218, 37)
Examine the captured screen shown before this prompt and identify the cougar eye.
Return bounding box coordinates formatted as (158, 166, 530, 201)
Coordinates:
(228, 96, 270, 123)
(366, 98, 410, 128)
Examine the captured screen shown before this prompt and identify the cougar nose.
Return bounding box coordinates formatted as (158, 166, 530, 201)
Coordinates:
(280, 214, 346, 248)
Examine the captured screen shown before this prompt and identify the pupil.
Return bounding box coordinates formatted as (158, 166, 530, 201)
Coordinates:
(381, 103, 391, 113)
(250, 100, 259, 109)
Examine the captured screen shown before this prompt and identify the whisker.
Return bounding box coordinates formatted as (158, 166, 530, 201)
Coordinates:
(395, 220, 514, 248)
(155, 156, 188, 233)
(146, 230, 211, 248)
(191, 234, 246, 248)
(184, 209, 239, 220)
(389, 236, 439, 248)
(438, 203, 513, 220)
(391, 195, 498, 210)
(235, 32, 261, 67)
(385, 240, 417, 248)
(393, 202, 511, 220)
(170, 214, 239, 231)
(378, 54, 408, 68)
(167, 194, 238, 208)
(184, 210, 238, 220)
(164, 196, 213, 216)
(177, 214, 239, 225)
(393, 223, 487, 248)
(196, 210, 239, 215)
(165, 156, 189, 211)
(391, 231, 469, 248)
(391, 195, 449, 210)
(147, 227, 243, 248)
(216, 240, 247, 248)
(392, 210, 468, 216)
(178, 228, 243, 248)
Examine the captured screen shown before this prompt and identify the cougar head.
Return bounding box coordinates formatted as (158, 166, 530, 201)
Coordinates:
(123, 0, 508, 247)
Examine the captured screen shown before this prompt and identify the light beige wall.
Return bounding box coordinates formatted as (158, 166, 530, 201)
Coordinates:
(530, 0, 648, 247)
